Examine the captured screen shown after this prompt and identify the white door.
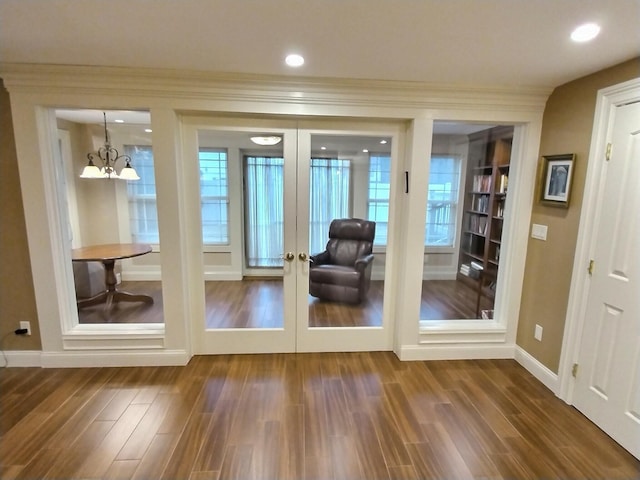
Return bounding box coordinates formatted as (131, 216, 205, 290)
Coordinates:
(188, 119, 398, 354)
(573, 100, 640, 459)
(295, 128, 397, 352)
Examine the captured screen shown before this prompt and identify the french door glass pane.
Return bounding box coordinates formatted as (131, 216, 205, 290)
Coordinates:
(197, 129, 288, 330)
(307, 134, 389, 328)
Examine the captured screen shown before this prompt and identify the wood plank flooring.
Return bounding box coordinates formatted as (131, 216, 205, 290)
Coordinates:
(78, 279, 487, 326)
(1, 354, 638, 479)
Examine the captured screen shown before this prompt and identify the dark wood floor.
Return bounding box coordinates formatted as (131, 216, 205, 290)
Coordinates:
(0, 354, 638, 479)
(79, 279, 490, 326)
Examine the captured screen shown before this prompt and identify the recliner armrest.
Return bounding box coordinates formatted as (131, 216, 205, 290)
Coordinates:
(354, 254, 374, 272)
(310, 250, 330, 265)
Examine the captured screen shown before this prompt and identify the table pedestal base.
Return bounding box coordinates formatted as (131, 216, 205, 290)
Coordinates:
(76, 259, 153, 310)
(77, 290, 154, 310)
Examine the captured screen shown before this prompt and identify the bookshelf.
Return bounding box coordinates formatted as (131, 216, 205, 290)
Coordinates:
(457, 126, 513, 314)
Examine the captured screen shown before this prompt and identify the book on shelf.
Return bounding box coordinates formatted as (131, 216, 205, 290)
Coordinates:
(472, 175, 492, 193)
(470, 261, 484, 271)
(499, 174, 509, 193)
(473, 195, 489, 212)
(469, 215, 488, 235)
(459, 263, 480, 279)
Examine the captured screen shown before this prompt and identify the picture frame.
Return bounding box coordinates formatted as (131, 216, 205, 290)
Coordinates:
(540, 153, 576, 208)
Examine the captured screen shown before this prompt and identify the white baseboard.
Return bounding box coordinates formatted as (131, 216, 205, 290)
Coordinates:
(204, 272, 243, 281)
(397, 343, 515, 361)
(514, 345, 559, 394)
(0, 350, 42, 368)
(1, 349, 191, 368)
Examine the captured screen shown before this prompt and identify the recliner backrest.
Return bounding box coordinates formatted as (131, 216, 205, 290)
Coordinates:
(325, 218, 375, 266)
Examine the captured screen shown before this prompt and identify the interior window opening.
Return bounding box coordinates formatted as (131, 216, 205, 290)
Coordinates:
(56, 108, 164, 326)
(421, 122, 514, 321)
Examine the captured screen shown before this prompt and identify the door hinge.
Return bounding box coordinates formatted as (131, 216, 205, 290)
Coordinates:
(572, 363, 579, 378)
(605, 143, 612, 161)
(588, 259, 595, 275)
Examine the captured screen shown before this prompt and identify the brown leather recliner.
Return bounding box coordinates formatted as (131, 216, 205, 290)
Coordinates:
(309, 218, 376, 304)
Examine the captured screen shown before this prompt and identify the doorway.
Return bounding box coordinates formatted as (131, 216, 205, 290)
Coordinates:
(185, 118, 400, 354)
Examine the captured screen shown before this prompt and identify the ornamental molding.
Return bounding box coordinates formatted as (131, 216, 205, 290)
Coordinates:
(1, 63, 551, 113)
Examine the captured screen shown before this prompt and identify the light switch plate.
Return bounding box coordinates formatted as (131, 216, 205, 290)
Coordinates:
(531, 223, 548, 241)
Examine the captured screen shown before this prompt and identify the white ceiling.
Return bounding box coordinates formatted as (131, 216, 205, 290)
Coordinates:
(1, 0, 638, 89)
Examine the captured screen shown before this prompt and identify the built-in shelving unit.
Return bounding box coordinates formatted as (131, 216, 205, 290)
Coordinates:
(457, 126, 513, 315)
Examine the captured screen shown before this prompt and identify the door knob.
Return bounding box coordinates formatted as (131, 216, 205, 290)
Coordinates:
(283, 252, 295, 262)
(298, 252, 309, 262)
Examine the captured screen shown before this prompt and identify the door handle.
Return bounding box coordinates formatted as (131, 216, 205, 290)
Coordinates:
(282, 252, 295, 262)
(298, 252, 310, 262)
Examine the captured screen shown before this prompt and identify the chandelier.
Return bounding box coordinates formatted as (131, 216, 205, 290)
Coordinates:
(80, 112, 140, 180)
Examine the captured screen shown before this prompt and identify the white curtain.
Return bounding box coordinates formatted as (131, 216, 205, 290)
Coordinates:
(244, 156, 350, 266)
(245, 156, 284, 267)
(309, 158, 350, 254)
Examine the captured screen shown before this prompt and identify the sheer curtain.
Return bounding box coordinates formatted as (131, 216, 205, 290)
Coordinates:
(309, 158, 350, 254)
(245, 156, 284, 267)
(244, 156, 351, 266)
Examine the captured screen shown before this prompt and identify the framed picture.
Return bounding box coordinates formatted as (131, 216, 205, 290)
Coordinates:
(540, 153, 576, 207)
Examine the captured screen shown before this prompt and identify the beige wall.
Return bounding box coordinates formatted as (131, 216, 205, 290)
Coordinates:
(516, 57, 640, 372)
(0, 80, 42, 351)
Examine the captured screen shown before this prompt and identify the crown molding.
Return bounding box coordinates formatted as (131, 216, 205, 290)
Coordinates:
(0, 62, 551, 113)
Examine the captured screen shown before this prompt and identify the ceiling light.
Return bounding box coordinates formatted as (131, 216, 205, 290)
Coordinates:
(380, 140, 388, 144)
(571, 23, 601, 42)
(285, 54, 305, 67)
(80, 112, 140, 180)
(250, 135, 282, 146)
(145, 128, 152, 133)
(114, 119, 125, 123)
(320, 146, 327, 150)
(362, 149, 369, 153)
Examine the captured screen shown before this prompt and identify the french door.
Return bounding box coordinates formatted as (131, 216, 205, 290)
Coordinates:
(186, 118, 398, 354)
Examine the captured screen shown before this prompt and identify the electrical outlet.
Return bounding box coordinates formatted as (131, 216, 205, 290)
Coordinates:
(19, 321, 31, 336)
(534, 324, 543, 341)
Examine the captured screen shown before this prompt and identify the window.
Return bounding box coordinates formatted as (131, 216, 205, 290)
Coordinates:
(126, 145, 159, 244)
(367, 154, 461, 247)
(425, 156, 461, 246)
(309, 158, 350, 254)
(367, 154, 391, 245)
(199, 149, 229, 245)
(126, 146, 230, 246)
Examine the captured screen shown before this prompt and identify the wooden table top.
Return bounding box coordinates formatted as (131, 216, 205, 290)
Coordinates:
(72, 243, 152, 262)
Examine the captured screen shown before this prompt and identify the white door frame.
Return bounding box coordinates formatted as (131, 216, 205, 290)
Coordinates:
(185, 117, 402, 354)
(558, 77, 640, 403)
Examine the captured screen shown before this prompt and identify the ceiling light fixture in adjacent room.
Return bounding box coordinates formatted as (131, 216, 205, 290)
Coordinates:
(285, 54, 305, 67)
(571, 23, 601, 42)
(80, 112, 140, 180)
(250, 135, 282, 146)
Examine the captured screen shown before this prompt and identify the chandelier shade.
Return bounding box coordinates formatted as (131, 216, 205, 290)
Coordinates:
(80, 112, 140, 181)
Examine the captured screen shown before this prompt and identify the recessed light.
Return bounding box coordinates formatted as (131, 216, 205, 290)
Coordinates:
(571, 23, 601, 42)
(380, 140, 388, 145)
(320, 146, 327, 150)
(114, 119, 125, 123)
(285, 54, 305, 67)
(250, 135, 282, 146)
(362, 149, 369, 153)
(145, 128, 152, 133)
